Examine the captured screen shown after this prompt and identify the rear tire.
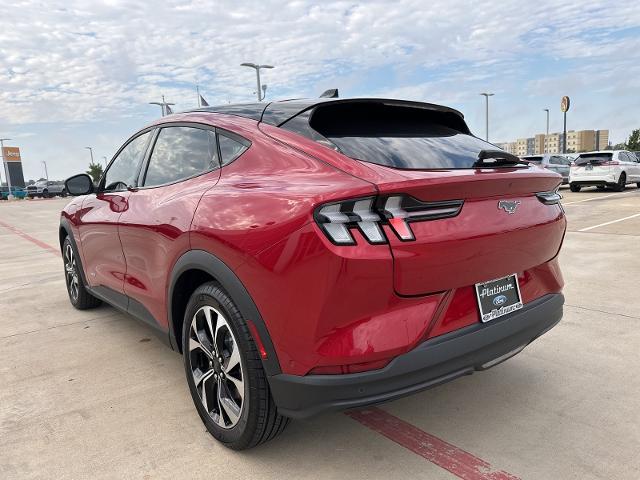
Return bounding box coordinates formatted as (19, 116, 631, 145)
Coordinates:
(596, 185, 606, 190)
(613, 173, 626, 192)
(182, 282, 288, 450)
(62, 237, 101, 309)
(43, 189, 49, 198)
(569, 183, 581, 192)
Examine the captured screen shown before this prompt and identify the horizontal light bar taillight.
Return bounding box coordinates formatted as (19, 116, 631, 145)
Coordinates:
(314, 195, 463, 245)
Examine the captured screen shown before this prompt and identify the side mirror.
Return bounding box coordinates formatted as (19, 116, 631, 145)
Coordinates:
(65, 174, 95, 196)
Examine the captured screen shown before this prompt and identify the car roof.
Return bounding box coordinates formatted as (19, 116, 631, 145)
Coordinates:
(186, 97, 466, 127)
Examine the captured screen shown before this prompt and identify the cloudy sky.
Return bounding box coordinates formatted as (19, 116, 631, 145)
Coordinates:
(1, 0, 639, 181)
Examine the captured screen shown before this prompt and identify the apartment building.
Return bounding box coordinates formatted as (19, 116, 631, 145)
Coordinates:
(498, 129, 610, 155)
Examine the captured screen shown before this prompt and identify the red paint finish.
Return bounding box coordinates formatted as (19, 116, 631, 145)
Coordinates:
(347, 407, 521, 480)
(61, 108, 566, 379)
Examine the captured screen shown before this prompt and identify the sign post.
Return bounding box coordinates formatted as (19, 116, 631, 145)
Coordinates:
(561, 96, 570, 154)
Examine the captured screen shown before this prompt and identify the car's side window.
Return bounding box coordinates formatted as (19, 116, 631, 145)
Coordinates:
(619, 152, 630, 163)
(143, 126, 219, 187)
(103, 131, 152, 192)
(218, 132, 250, 167)
(549, 156, 563, 165)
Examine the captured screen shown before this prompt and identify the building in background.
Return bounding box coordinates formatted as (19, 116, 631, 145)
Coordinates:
(498, 129, 610, 155)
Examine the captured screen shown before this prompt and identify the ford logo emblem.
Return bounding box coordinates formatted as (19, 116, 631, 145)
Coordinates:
(493, 295, 507, 306)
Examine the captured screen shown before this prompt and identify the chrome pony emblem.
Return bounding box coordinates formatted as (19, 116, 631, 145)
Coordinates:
(498, 200, 520, 214)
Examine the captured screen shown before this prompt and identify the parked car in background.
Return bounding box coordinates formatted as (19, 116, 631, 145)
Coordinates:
(569, 150, 640, 192)
(26, 180, 67, 198)
(521, 154, 572, 184)
(0, 186, 28, 200)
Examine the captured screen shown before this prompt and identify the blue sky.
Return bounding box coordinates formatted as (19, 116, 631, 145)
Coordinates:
(1, 0, 639, 181)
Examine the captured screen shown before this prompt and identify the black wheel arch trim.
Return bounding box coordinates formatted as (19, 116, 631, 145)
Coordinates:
(59, 218, 90, 288)
(168, 249, 282, 376)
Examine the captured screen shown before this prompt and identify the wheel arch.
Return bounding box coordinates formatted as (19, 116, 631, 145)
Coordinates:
(168, 249, 282, 376)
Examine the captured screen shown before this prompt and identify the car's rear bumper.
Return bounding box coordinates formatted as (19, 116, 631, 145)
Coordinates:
(268, 293, 563, 418)
(570, 174, 616, 185)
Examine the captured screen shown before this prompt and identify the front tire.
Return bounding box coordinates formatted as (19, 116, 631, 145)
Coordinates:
(570, 183, 582, 192)
(62, 237, 101, 309)
(182, 282, 288, 450)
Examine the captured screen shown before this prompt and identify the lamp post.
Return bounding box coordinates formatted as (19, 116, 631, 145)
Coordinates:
(149, 95, 175, 116)
(543, 108, 550, 136)
(0, 138, 14, 200)
(85, 146, 94, 165)
(240, 63, 274, 101)
(41, 161, 49, 183)
(102, 156, 108, 167)
(480, 93, 494, 141)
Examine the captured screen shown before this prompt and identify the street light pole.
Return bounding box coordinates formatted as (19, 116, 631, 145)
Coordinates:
(240, 63, 274, 101)
(102, 156, 108, 167)
(0, 138, 14, 200)
(543, 108, 549, 136)
(42, 161, 49, 183)
(85, 146, 94, 165)
(149, 95, 175, 116)
(480, 93, 494, 141)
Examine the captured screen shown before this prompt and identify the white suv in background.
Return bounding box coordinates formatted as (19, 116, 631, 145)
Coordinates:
(569, 150, 640, 192)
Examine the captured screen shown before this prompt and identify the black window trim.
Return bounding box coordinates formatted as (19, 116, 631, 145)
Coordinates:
(98, 126, 156, 193)
(216, 128, 251, 168)
(134, 121, 252, 190)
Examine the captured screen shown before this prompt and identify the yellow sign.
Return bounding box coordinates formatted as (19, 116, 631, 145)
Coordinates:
(2, 146, 21, 162)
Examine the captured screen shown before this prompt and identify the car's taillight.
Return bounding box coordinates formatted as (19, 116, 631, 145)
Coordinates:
(602, 161, 619, 166)
(314, 195, 463, 245)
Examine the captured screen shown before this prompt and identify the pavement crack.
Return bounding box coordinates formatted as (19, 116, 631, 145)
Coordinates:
(565, 303, 640, 320)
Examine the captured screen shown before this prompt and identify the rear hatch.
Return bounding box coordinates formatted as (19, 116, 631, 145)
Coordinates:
(289, 100, 566, 296)
(572, 152, 613, 178)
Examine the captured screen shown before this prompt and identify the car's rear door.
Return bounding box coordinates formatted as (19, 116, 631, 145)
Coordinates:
(118, 124, 221, 331)
(77, 130, 152, 297)
(620, 152, 640, 181)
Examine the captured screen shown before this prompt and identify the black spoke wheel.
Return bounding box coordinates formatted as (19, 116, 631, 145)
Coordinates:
(182, 282, 288, 449)
(62, 237, 101, 309)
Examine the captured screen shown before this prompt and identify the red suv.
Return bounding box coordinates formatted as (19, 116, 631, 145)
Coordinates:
(61, 98, 566, 449)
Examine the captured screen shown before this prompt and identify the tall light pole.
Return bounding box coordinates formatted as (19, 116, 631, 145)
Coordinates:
(85, 146, 94, 165)
(102, 156, 108, 167)
(149, 95, 175, 116)
(543, 108, 550, 136)
(480, 93, 494, 141)
(41, 161, 49, 182)
(240, 63, 274, 101)
(0, 138, 14, 199)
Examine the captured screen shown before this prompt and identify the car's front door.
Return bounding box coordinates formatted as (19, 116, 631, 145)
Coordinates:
(77, 130, 153, 297)
(118, 124, 221, 330)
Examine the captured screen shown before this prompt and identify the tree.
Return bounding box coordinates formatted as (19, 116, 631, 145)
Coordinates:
(86, 161, 103, 182)
(612, 142, 627, 150)
(626, 129, 640, 151)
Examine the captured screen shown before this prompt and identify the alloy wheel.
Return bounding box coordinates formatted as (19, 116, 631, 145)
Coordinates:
(188, 306, 245, 429)
(64, 243, 79, 301)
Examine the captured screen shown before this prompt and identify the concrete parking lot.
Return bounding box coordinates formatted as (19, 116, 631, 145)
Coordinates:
(1, 187, 639, 480)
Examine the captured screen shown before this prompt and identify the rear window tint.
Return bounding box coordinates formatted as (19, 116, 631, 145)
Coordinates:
(289, 102, 503, 170)
(575, 153, 612, 165)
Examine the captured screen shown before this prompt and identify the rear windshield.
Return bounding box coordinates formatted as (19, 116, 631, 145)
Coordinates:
(575, 153, 612, 165)
(290, 102, 506, 170)
(522, 156, 544, 163)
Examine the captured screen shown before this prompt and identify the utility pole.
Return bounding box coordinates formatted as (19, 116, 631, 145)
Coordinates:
(240, 63, 274, 101)
(480, 93, 494, 142)
(0, 138, 14, 199)
(543, 108, 550, 136)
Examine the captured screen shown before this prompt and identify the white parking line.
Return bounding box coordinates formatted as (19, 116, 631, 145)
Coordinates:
(578, 213, 640, 232)
(562, 191, 634, 206)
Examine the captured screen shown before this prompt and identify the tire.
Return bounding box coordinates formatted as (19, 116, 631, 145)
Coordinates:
(636, 182, 640, 189)
(596, 185, 606, 190)
(613, 173, 626, 192)
(42, 189, 49, 198)
(61, 188, 67, 197)
(182, 282, 288, 450)
(569, 183, 581, 192)
(62, 237, 102, 309)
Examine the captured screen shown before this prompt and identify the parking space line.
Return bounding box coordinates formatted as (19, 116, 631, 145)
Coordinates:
(347, 407, 520, 480)
(562, 190, 637, 206)
(578, 213, 640, 232)
(0, 220, 60, 256)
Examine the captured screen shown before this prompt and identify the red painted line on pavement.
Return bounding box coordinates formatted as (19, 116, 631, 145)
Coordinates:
(346, 407, 520, 480)
(0, 220, 60, 256)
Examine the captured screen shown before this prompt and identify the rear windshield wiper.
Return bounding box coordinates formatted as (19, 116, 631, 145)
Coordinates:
(473, 150, 530, 168)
